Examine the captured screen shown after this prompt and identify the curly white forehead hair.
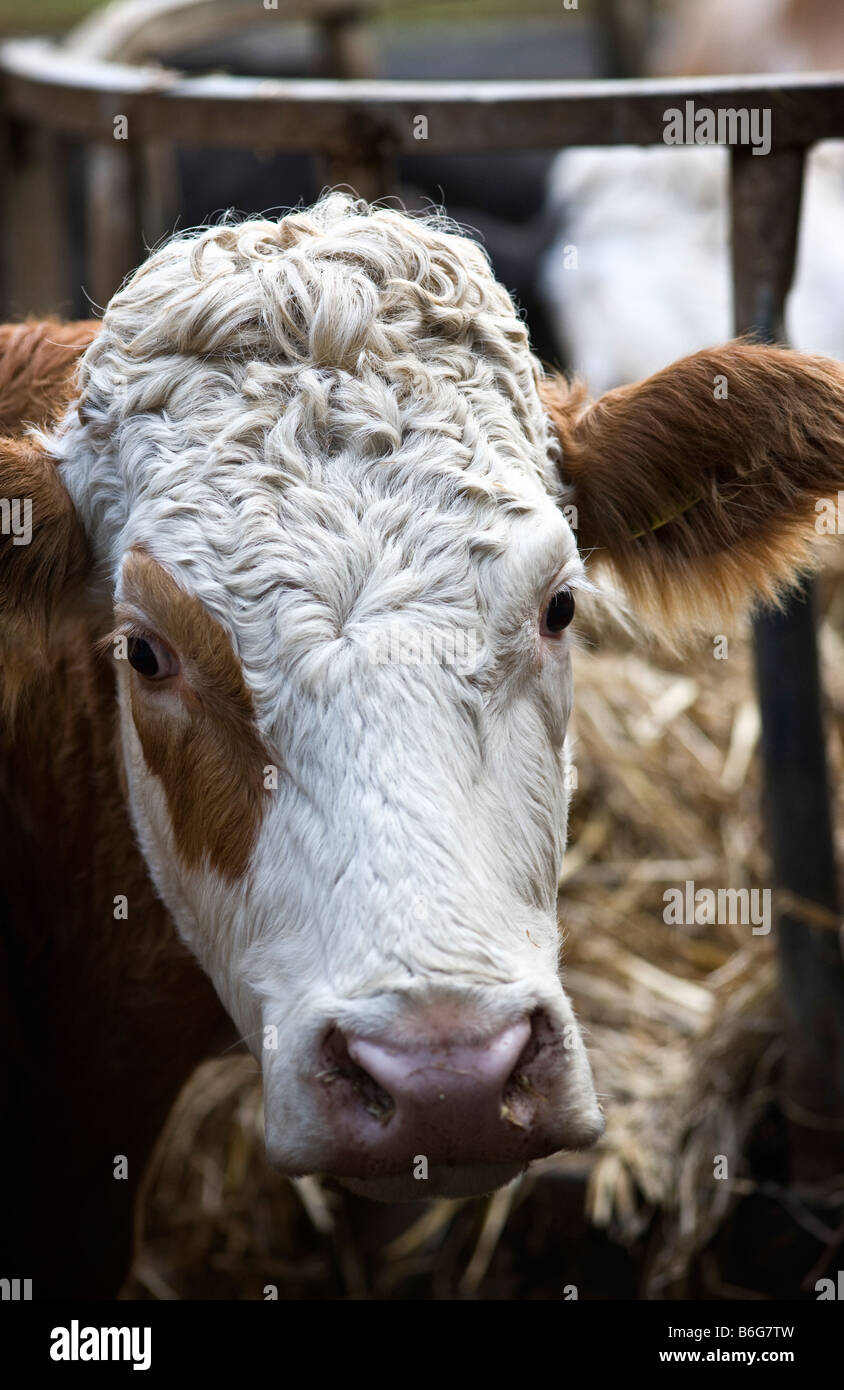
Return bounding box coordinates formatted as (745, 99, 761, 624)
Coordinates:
(47, 193, 569, 721)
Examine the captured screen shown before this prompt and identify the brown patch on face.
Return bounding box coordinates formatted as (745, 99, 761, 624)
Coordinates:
(118, 547, 272, 882)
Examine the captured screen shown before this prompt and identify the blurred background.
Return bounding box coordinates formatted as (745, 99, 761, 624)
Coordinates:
(0, 0, 652, 363)
(2, 0, 844, 1299)
(4, 1, 844, 377)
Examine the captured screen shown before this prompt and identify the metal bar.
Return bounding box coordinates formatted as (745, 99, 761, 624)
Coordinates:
(314, 8, 377, 80)
(314, 148, 397, 201)
(0, 105, 8, 319)
(731, 147, 844, 1182)
(1, 120, 71, 318)
(84, 138, 144, 309)
(593, 0, 653, 79)
(135, 137, 182, 250)
(4, 41, 844, 152)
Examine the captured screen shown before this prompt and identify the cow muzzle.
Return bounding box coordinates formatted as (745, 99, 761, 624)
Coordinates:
(290, 1005, 604, 1199)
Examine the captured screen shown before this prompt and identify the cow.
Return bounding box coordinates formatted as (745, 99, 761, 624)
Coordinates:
(540, 0, 844, 394)
(2, 194, 843, 1297)
(540, 140, 844, 396)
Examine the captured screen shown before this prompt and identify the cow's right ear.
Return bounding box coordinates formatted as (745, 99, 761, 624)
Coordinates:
(0, 321, 98, 659)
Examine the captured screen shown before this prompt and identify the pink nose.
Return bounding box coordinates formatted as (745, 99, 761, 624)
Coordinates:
(318, 1013, 591, 1178)
(350, 1019, 531, 1147)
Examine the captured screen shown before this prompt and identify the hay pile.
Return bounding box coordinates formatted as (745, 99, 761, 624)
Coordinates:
(122, 562, 844, 1300)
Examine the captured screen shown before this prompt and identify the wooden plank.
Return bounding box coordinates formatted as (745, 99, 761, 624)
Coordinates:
(4, 41, 844, 153)
(731, 148, 844, 1183)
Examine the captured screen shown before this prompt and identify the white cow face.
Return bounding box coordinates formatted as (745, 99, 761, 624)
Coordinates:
(109, 490, 600, 1201)
(42, 196, 843, 1200)
(48, 197, 602, 1199)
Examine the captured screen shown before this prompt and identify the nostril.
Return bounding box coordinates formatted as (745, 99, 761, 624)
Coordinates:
(508, 1008, 550, 1078)
(499, 1010, 552, 1120)
(319, 1028, 395, 1122)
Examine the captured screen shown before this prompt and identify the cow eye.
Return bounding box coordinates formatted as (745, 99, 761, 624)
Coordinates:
(542, 587, 576, 636)
(127, 634, 178, 680)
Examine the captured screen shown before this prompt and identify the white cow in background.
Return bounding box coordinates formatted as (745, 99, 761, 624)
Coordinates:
(540, 0, 844, 393)
(540, 142, 844, 394)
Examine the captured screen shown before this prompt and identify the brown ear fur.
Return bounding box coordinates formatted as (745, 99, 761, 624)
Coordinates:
(541, 342, 844, 631)
(0, 320, 100, 695)
(0, 319, 99, 432)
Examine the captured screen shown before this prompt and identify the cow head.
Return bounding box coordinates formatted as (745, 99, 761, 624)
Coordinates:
(3, 195, 843, 1200)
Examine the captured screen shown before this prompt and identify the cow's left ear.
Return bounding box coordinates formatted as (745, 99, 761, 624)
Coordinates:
(540, 342, 844, 633)
(0, 321, 99, 677)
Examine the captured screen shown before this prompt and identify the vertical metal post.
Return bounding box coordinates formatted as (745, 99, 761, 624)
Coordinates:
(315, 7, 376, 80)
(315, 120, 398, 203)
(731, 147, 844, 1181)
(0, 104, 8, 320)
(593, 0, 653, 79)
(84, 138, 143, 310)
(2, 120, 72, 317)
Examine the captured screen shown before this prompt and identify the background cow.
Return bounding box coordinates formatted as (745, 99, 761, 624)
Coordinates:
(2, 194, 843, 1296)
(541, 0, 844, 392)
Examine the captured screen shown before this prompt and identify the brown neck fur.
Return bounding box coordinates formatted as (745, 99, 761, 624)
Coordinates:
(0, 321, 233, 1297)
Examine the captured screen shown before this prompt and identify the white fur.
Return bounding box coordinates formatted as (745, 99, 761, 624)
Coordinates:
(43, 195, 602, 1196)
